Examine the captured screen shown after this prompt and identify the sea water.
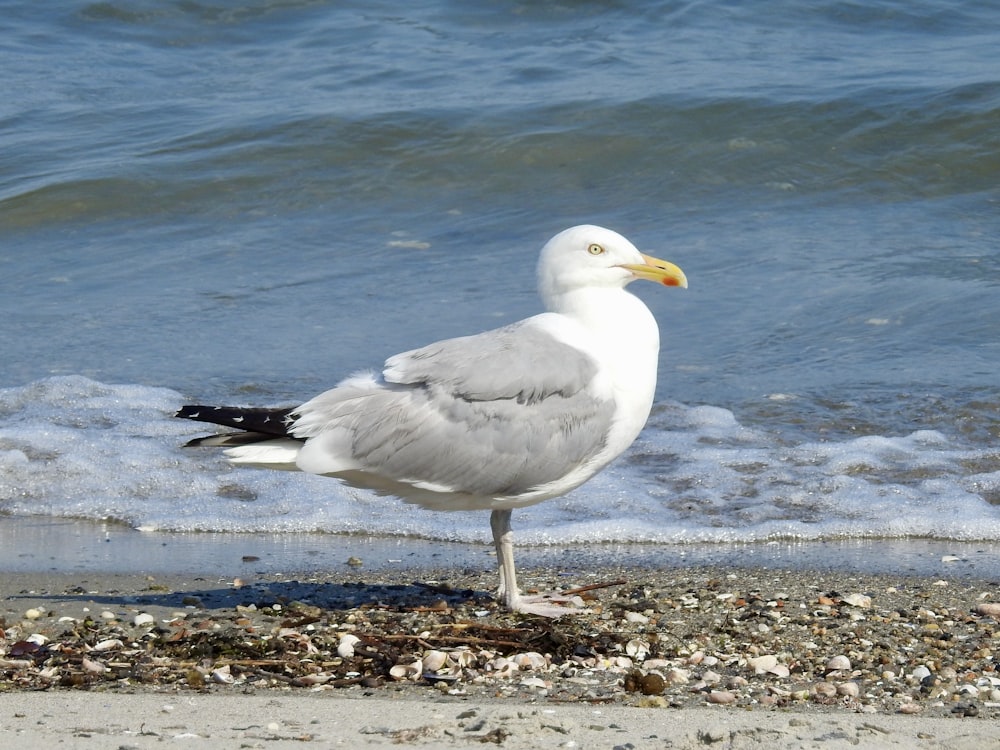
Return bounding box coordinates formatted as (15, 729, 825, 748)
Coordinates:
(2, 2, 998, 560)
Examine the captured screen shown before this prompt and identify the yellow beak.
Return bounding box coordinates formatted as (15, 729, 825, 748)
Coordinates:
(619, 253, 688, 288)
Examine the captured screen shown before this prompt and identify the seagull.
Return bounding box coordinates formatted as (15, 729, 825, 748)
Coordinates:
(176, 225, 687, 616)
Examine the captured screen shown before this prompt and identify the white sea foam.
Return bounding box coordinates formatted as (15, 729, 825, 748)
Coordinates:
(1, 376, 998, 544)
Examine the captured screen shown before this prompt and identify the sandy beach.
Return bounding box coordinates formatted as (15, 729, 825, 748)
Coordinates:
(2, 525, 1000, 749)
(2, 688, 999, 749)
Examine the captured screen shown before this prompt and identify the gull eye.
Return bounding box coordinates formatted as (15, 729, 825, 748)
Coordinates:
(587, 243, 605, 256)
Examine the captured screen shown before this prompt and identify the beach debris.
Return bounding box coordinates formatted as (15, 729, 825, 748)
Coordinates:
(0, 569, 996, 724)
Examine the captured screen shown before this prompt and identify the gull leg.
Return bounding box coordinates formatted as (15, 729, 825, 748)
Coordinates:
(489, 508, 585, 618)
(490, 509, 519, 608)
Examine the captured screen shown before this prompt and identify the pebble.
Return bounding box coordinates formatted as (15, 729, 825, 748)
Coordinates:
(707, 690, 736, 704)
(911, 665, 932, 682)
(638, 673, 665, 695)
(24, 608, 44, 620)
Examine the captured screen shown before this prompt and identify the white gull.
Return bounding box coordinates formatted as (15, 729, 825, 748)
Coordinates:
(176, 224, 687, 616)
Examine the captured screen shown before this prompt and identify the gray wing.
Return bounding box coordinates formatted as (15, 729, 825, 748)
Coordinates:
(292, 321, 616, 498)
(383, 321, 599, 404)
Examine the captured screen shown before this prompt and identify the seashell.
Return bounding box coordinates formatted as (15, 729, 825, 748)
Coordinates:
(607, 656, 634, 670)
(812, 681, 837, 699)
(837, 682, 860, 697)
(488, 657, 516, 678)
(452, 649, 477, 668)
(663, 667, 690, 686)
(24, 608, 44, 620)
(842, 593, 872, 608)
(519, 676, 549, 689)
(211, 665, 234, 684)
(702, 669, 722, 685)
(26, 633, 49, 646)
(687, 651, 705, 665)
(826, 655, 851, 672)
(82, 657, 107, 674)
(974, 602, 1000, 618)
(747, 654, 778, 674)
(92, 638, 124, 652)
(389, 659, 423, 681)
(336, 634, 361, 659)
(625, 639, 650, 660)
(624, 611, 649, 624)
(133, 613, 156, 628)
(422, 650, 448, 672)
(512, 652, 547, 670)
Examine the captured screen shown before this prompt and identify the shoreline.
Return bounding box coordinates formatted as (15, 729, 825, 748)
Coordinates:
(4, 515, 1000, 579)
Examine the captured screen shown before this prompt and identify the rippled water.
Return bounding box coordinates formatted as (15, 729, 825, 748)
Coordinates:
(2, 1, 999, 546)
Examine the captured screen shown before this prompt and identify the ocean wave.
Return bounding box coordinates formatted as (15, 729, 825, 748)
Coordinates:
(2, 376, 998, 544)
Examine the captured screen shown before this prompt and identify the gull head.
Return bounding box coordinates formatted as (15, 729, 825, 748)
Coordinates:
(537, 225, 687, 303)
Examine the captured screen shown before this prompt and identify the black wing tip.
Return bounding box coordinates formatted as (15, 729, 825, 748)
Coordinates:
(174, 403, 298, 437)
(175, 404, 214, 419)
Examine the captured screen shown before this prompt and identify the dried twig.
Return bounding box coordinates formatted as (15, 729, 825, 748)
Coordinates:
(560, 579, 628, 596)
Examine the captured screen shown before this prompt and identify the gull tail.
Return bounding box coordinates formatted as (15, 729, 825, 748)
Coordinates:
(175, 404, 298, 446)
